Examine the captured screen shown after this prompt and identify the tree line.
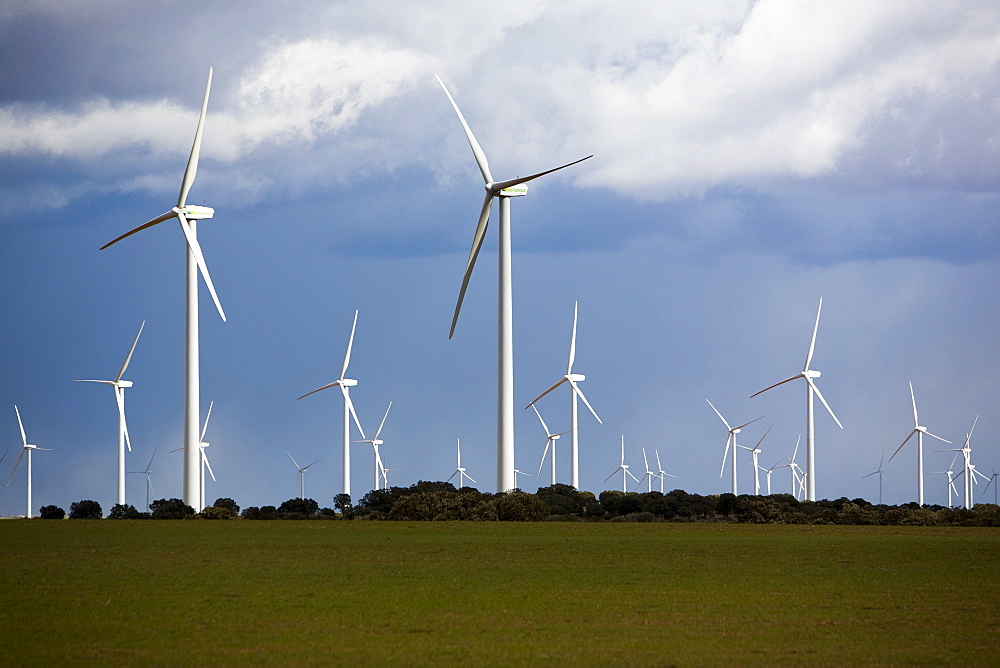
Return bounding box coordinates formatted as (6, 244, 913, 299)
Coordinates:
(33, 482, 1000, 526)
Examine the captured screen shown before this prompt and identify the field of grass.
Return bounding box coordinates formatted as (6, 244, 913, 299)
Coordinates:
(2, 521, 998, 664)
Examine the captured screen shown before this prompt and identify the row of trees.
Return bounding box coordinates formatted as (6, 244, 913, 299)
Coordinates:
(37, 482, 1000, 526)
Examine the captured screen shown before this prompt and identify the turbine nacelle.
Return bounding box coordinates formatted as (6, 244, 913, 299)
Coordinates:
(340, 378, 358, 387)
(172, 205, 214, 220)
(567, 373, 586, 383)
(117, 380, 134, 389)
(803, 369, 822, 379)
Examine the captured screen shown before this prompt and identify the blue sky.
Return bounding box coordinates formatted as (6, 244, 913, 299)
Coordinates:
(2, 1, 998, 513)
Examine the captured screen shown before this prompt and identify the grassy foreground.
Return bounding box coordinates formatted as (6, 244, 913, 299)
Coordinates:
(2, 521, 998, 665)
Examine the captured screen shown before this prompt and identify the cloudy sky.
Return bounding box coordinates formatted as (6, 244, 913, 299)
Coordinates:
(2, 1, 998, 514)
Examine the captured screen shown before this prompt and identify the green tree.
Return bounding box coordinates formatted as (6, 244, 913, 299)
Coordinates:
(39, 504, 65, 519)
(149, 498, 195, 519)
(108, 503, 140, 519)
(494, 491, 548, 521)
(210, 498, 240, 515)
(278, 498, 319, 517)
(69, 500, 102, 519)
(334, 493, 354, 519)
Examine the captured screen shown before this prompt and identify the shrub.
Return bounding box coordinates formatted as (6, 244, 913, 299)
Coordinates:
(39, 505, 65, 519)
(149, 498, 195, 519)
(69, 500, 102, 519)
(200, 506, 237, 520)
(108, 503, 140, 519)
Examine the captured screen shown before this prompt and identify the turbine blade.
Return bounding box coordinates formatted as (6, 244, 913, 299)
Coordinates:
(804, 297, 822, 371)
(374, 401, 392, 440)
(449, 193, 493, 339)
(567, 301, 578, 374)
(720, 436, 731, 478)
(297, 380, 340, 400)
(7, 447, 26, 485)
(603, 467, 621, 484)
(924, 431, 951, 445)
(116, 321, 146, 381)
(806, 377, 843, 429)
(750, 374, 802, 398)
(464, 473, 476, 484)
(755, 424, 774, 448)
(909, 381, 919, 428)
(626, 468, 641, 483)
(536, 441, 551, 480)
(303, 460, 320, 471)
(178, 67, 212, 208)
(569, 379, 602, 424)
(176, 211, 226, 322)
(491, 155, 593, 191)
(434, 74, 494, 184)
(524, 377, 568, 410)
(733, 416, 765, 432)
(201, 448, 216, 482)
(114, 386, 132, 452)
(146, 445, 158, 471)
(705, 399, 731, 431)
(14, 405, 27, 447)
(642, 447, 649, 472)
(531, 404, 551, 437)
(342, 386, 366, 440)
(286, 451, 301, 470)
(655, 450, 663, 472)
(201, 400, 214, 441)
(341, 310, 359, 380)
(888, 430, 916, 463)
(446, 470, 459, 483)
(99, 211, 174, 250)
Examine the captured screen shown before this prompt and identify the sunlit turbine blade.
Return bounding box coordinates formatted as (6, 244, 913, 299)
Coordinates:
(99, 211, 175, 250)
(176, 210, 226, 322)
(806, 377, 843, 429)
(7, 448, 27, 485)
(720, 436, 731, 478)
(464, 473, 476, 483)
(568, 379, 602, 424)
(536, 441, 551, 479)
(888, 430, 916, 462)
(490, 155, 593, 192)
(449, 193, 493, 339)
(531, 404, 551, 436)
(177, 67, 212, 208)
(804, 297, 822, 371)
(792, 435, 801, 462)
(434, 75, 494, 184)
(114, 386, 131, 452)
(642, 447, 649, 472)
(567, 301, 578, 374)
(705, 399, 731, 431)
(341, 385, 366, 440)
(525, 377, 567, 410)
(297, 380, 341, 401)
(201, 400, 214, 441)
(750, 374, 802, 398)
(908, 382, 919, 428)
(201, 448, 216, 482)
(374, 402, 392, 440)
(286, 451, 301, 470)
(626, 468, 641, 483)
(341, 310, 359, 380)
(924, 431, 951, 445)
(14, 405, 27, 447)
(655, 450, 663, 472)
(116, 320, 145, 381)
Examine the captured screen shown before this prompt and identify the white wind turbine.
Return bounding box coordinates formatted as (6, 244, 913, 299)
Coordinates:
(7, 406, 52, 518)
(737, 424, 772, 496)
(436, 75, 592, 493)
(353, 402, 391, 493)
(751, 299, 843, 501)
(933, 453, 961, 508)
(863, 449, 887, 505)
(298, 310, 366, 498)
(531, 405, 568, 486)
(446, 438, 476, 489)
(887, 382, 951, 506)
(775, 436, 804, 498)
(126, 446, 157, 511)
(706, 399, 763, 496)
(760, 458, 782, 496)
(525, 301, 602, 490)
(287, 452, 319, 500)
(938, 416, 978, 509)
(603, 436, 640, 493)
(512, 468, 534, 490)
(100, 69, 226, 510)
(75, 321, 144, 507)
(635, 447, 662, 493)
(983, 467, 999, 506)
(654, 449, 678, 493)
(170, 401, 216, 512)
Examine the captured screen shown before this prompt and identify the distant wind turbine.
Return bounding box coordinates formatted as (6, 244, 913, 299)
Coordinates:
(603, 436, 640, 493)
(287, 452, 319, 500)
(654, 449, 677, 494)
(531, 405, 568, 486)
(512, 468, 533, 490)
(760, 458, 783, 496)
(446, 439, 476, 489)
(751, 298, 843, 501)
(983, 467, 999, 506)
(887, 382, 950, 506)
(99, 69, 226, 510)
(525, 301, 602, 489)
(436, 75, 592, 492)
(863, 449, 887, 505)
(938, 416, 979, 509)
(126, 446, 157, 511)
(170, 401, 216, 512)
(706, 399, 763, 496)
(7, 406, 52, 518)
(298, 310, 366, 498)
(353, 402, 392, 492)
(775, 436, 804, 498)
(634, 447, 658, 493)
(932, 453, 961, 508)
(74, 320, 144, 507)
(737, 424, 772, 496)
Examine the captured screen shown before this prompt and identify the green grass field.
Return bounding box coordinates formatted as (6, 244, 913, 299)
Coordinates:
(2, 521, 997, 664)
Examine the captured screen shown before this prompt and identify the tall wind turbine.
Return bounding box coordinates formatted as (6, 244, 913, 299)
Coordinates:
(531, 405, 568, 486)
(654, 449, 677, 494)
(887, 382, 950, 506)
(446, 438, 476, 489)
(706, 399, 763, 496)
(525, 301, 602, 489)
(603, 436, 640, 493)
(298, 310, 366, 498)
(738, 424, 772, 496)
(127, 446, 157, 511)
(287, 452, 319, 500)
(353, 402, 391, 492)
(751, 299, 843, 501)
(7, 406, 52, 518)
(863, 449, 887, 504)
(436, 75, 592, 493)
(100, 69, 226, 510)
(75, 321, 145, 507)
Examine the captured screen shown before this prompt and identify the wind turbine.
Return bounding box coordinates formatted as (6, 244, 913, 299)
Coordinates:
(512, 468, 533, 490)
(751, 298, 843, 501)
(100, 69, 226, 510)
(298, 310, 366, 498)
(531, 405, 568, 486)
(887, 382, 951, 506)
(933, 453, 961, 508)
(353, 402, 391, 493)
(938, 416, 978, 509)
(738, 424, 772, 496)
(775, 436, 804, 498)
(287, 452, 319, 500)
(863, 449, 887, 504)
(654, 449, 677, 494)
(706, 399, 763, 496)
(603, 436, 640, 493)
(170, 401, 216, 512)
(983, 467, 999, 505)
(525, 301, 602, 490)
(436, 75, 592, 493)
(126, 446, 157, 511)
(634, 447, 659, 493)
(74, 320, 144, 507)
(7, 406, 52, 518)
(446, 438, 476, 489)
(760, 458, 783, 496)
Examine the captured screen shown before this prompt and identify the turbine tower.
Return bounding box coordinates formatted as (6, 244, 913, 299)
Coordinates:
(751, 298, 843, 501)
(706, 399, 763, 496)
(525, 301, 602, 489)
(298, 310, 366, 498)
(7, 406, 52, 518)
(74, 321, 144, 507)
(436, 75, 592, 492)
(100, 69, 226, 510)
(887, 382, 950, 506)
